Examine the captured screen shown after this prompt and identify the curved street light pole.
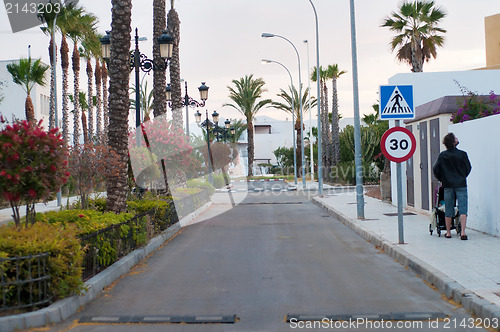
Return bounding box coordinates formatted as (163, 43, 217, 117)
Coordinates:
(261, 59, 297, 185)
(307, 0, 322, 195)
(52, 8, 61, 206)
(304, 40, 314, 182)
(262, 33, 305, 188)
(349, 0, 365, 219)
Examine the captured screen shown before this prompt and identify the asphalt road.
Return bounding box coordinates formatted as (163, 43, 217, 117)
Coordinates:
(45, 191, 484, 332)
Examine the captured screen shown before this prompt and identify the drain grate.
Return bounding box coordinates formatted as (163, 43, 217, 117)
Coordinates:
(79, 314, 237, 324)
(239, 202, 303, 205)
(383, 212, 417, 216)
(286, 312, 446, 322)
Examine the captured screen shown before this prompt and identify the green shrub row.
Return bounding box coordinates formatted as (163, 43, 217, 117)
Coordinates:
(35, 209, 133, 236)
(0, 223, 83, 303)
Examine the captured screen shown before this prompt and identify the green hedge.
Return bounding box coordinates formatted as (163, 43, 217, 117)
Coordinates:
(0, 223, 83, 302)
(35, 209, 133, 236)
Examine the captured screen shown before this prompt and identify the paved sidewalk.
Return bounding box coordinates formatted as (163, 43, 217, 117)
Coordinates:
(313, 189, 500, 322)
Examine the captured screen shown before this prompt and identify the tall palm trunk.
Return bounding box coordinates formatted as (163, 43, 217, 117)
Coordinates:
(61, 35, 70, 144)
(411, 38, 423, 72)
(25, 95, 35, 123)
(247, 121, 254, 176)
(331, 76, 340, 165)
(321, 80, 330, 170)
(48, 36, 56, 129)
(101, 60, 109, 134)
(295, 120, 302, 176)
(86, 59, 94, 141)
(153, 0, 166, 118)
(167, 4, 183, 130)
(81, 108, 88, 143)
(95, 61, 102, 139)
(72, 43, 80, 146)
(107, 0, 132, 213)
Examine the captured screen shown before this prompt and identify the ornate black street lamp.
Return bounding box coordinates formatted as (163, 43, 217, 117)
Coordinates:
(194, 110, 234, 184)
(100, 28, 174, 146)
(166, 81, 209, 136)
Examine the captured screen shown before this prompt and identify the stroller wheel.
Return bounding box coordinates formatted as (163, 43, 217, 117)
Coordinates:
(429, 224, 433, 235)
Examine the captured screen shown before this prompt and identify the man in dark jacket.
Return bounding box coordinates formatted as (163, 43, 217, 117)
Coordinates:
(433, 133, 472, 240)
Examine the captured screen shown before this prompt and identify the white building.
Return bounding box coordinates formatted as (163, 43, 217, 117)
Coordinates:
(0, 59, 52, 127)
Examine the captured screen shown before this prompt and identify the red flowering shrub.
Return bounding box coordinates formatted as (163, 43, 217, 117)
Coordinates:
(129, 116, 193, 190)
(67, 142, 122, 209)
(0, 120, 69, 227)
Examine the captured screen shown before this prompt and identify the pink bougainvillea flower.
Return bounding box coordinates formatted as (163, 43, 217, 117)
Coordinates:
(78, 214, 85, 218)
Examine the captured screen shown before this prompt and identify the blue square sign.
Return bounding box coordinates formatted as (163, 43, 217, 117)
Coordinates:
(379, 85, 414, 120)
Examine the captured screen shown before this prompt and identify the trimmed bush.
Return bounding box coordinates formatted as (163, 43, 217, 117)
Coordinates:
(35, 209, 133, 236)
(0, 223, 83, 301)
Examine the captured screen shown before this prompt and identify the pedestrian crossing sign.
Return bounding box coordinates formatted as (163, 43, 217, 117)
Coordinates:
(379, 85, 414, 120)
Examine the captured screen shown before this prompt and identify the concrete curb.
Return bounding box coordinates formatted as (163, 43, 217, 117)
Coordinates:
(0, 202, 212, 332)
(312, 197, 500, 325)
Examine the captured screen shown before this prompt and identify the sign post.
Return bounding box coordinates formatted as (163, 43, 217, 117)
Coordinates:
(380, 117, 416, 244)
(380, 85, 415, 244)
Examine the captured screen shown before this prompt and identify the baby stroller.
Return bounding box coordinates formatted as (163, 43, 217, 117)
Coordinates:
(429, 185, 461, 236)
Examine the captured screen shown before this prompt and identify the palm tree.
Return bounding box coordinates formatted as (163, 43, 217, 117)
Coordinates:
(37, 2, 58, 129)
(80, 31, 101, 142)
(56, 3, 81, 144)
(95, 58, 103, 139)
(311, 66, 330, 170)
(271, 85, 317, 175)
(59, 34, 70, 143)
(101, 59, 109, 135)
(166, 0, 183, 129)
(153, 0, 167, 118)
(224, 75, 272, 176)
(381, 0, 446, 73)
(66, 9, 98, 146)
(326, 64, 346, 166)
(107, 0, 132, 213)
(69, 91, 89, 143)
(6, 58, 49, 123)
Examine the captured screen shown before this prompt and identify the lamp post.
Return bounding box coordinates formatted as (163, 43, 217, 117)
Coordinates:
(307, 0, 323, 195)
(261, 59, 297, 185)
(349, 0, 365, 218)
(100, 28, 174, 146)
(262, 33, 305, 189)
(304, 39, 314, 182)
(194, 110, 234, 184)
(52, 7, 61, 206)
(166, 81, 208, 137)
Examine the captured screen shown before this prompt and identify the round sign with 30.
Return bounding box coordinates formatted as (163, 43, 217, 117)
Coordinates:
(380, 127, 416, 163)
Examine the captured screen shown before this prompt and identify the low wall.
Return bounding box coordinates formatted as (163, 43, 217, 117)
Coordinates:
(450, 114, 500, 236)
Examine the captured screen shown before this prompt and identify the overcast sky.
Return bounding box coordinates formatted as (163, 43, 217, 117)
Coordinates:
(1, 0, 499, 124)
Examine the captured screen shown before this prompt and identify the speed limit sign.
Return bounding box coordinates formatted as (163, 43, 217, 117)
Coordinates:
(380, 127, 416, 163)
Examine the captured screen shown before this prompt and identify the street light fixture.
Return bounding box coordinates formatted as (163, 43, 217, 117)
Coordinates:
(195, 110, 235, 185)
(100, 28, 174, 146)
(261, 59, 297, 185)
(166, 81, 209, 137)
(262, 32, 305, 188)
(307, 0, 323, 195)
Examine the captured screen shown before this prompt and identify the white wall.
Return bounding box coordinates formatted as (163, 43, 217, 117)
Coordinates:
(450, 114, 500, 236)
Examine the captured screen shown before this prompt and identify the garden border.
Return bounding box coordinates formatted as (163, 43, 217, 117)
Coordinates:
(0, 200, 212, 332)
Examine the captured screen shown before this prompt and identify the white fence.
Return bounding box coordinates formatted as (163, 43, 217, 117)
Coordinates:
(450, 114, 500, 236)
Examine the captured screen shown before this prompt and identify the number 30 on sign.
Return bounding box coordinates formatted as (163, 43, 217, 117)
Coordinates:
(380, 126, 416, 163)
